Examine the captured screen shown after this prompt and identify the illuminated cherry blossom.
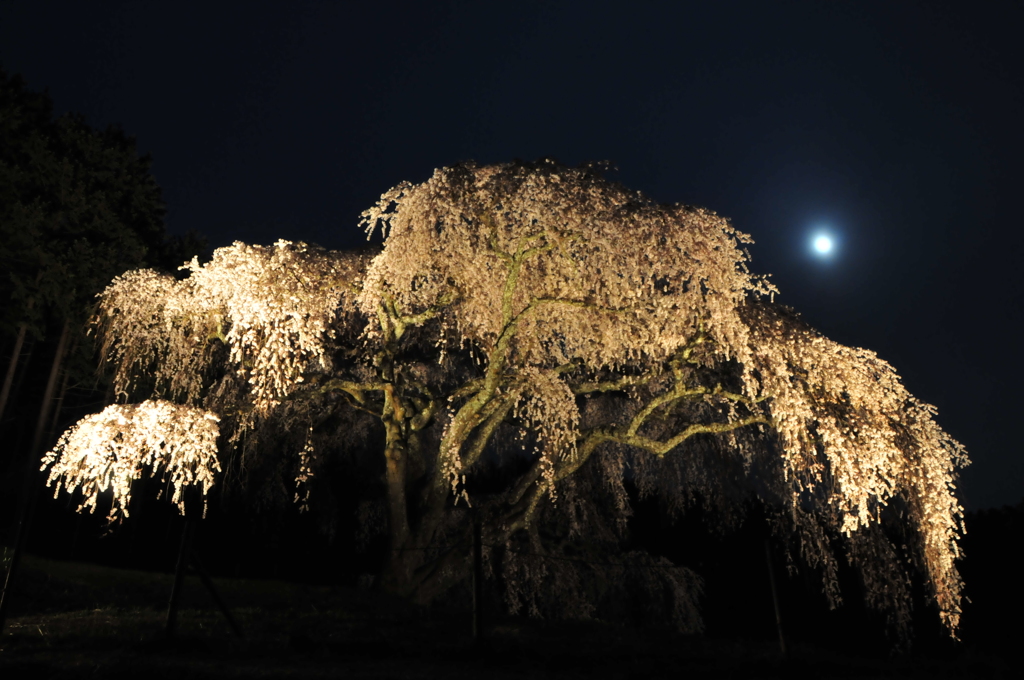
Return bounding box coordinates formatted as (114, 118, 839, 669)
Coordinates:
(42, 400, 221, 521)
(47, 160, 967, 635)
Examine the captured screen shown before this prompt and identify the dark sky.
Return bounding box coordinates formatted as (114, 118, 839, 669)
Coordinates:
(2, 0, 1022, 509)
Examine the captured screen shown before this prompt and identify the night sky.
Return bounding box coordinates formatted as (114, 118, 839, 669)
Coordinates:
(2, 1, 1022, 510)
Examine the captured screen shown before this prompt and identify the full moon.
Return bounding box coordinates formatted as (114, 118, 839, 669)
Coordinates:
(813, 235, 833, 255)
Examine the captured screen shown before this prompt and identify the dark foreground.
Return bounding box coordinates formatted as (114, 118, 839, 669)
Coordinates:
(0, 554, 1012, 679)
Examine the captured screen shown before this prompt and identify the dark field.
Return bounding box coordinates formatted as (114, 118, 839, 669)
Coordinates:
(0, 552, 1013, 679)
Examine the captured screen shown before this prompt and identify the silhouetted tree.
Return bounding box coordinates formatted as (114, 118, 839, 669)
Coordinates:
(0, 67, 203, 426)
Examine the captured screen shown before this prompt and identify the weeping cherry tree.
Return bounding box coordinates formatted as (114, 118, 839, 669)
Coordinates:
(43, 160, 967, 636)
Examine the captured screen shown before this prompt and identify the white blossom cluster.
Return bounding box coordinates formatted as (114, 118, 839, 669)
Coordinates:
(745, 305, 967, 630)
(511, 367, 579, 501)
(183, 240, 361, 413)
(97, 240, 364, 413)
(41, 400, 221, 521)
(293, 426, 316, 512)
(74, 241, 364, 519)
(362, 161, 773, 498)
(360, 161, 774, 371)
(96, 268, 210, 403)
(438, 368, 579, 502)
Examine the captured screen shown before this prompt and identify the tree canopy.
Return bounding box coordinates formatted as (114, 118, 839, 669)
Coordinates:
(43, 160, 967, 636)
(0, 67, 177, 336)
(0, 67, 205, 434)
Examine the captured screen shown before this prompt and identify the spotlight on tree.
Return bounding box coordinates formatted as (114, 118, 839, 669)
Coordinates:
(42, 160, 967, 637)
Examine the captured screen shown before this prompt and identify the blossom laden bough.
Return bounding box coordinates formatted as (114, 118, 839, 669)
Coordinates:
(359, 161, 774, 373)
(183, 240, 363, 414)
(96, 240, 368, 414)
(742, 302, 967, 632)
(42, 400, 222, 521)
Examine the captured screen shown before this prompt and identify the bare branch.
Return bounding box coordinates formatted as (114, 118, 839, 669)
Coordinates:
(616, 415, 772, 457)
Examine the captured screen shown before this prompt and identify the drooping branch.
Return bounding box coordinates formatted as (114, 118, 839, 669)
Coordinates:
(380, 290, 459, 341)
(314, 377, 385, 399)
(572, 373, 655, 395)
(614, 415, 772, 457)
(461, 394, 518, 470)
(42, 400, 222, 521)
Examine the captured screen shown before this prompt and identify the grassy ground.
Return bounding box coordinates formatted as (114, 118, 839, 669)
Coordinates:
(0, 552, 1013, 679)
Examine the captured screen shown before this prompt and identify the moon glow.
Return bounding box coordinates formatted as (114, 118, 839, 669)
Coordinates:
(813, 235, 833, 255)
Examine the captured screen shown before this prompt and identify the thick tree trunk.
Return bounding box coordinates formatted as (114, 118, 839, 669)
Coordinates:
(400, 430, 605, 606)
(378, 384, 416, 595)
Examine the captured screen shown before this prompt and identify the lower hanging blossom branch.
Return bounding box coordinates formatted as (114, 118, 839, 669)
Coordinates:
(42, 399, 222, 522)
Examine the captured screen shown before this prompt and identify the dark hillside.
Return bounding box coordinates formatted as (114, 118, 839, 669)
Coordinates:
(3, 500, 1019, 678)
(0, 552, 1012, 679)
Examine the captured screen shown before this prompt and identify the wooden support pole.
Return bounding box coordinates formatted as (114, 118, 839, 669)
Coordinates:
(765, 539, 787, 658)
(190, 551, 243, 637)
(165, 519, 242, 638)
(472, 517, 484, 644)
(165, 519, 196, 637)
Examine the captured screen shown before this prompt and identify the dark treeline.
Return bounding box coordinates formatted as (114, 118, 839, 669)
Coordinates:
(0, 67, 204, 566)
